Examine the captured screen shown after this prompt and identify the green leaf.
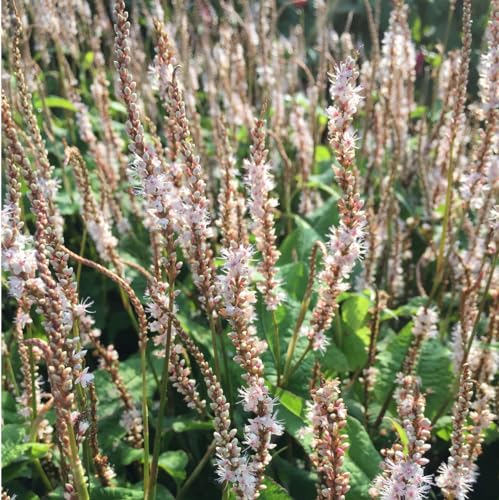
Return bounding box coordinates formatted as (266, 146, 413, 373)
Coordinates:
(346, 417, 381, 480)
(25, 443, 51, 459)
(373, 324, 413, 408)
(392, 297, 427, 317)
(278, 216, 321, 265)
(171, 419, 214, 433)
(341, 295, 371, 332)
(268, 384, 307, 419)
(2, 424, 26, 467)
(38, 96, 77, 112)
(272, 456, 317, 499)
(418, 339, 454, 418)
(2, 392, 22, 425)
(344, 457, 372, 500)
(259, 477, 292, 499)
(115, 445, 143, 466)
(110, 101, 128, 114)
(82, 51, 94, 70)
(278, 262, 308, 301)
(94, 354, 160, 419)
(158, 450, 188, 484)
(90, 487, 144, 500)
(342, 326, 370, 371)
(314, 145, 331, 163)
(386, 417, 409, 455)
(435, 416, 453, 441)
(322, 342, 350, 374)
(306, 195, 340, 239)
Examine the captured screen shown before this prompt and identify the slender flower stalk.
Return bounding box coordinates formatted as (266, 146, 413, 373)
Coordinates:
(88, 384, 116, 486)
(306, 57, 366, 353)
(435, 365, 477, 500)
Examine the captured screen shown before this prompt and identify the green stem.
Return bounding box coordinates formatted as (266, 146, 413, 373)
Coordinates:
(76, 228, 87, 294)
(148, 285, 176, 500)
(176, 440, 216, 500)
(141, 344, 150, 497)
(335, 313, 343, 349)
(216, 317, 233, 408)
(209, 315, 222, 383)
(433, 141, 455, 295)
(27, 325, 37, 419)
(67, 418, 90, 500)
(462, 251, 497, 366)
(4, 353, 20, 396)
(282, 242, 324, 384)
(33, 458, 52, 492)
(284, 343, 312, 385)
(272, 311, 281, 385)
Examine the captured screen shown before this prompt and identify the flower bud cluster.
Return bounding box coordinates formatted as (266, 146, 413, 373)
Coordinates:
(308, 379, 350, 499)
(244, 119, 283, 311)
(371, 375, 433, 500)
(218, 245, 283, 494)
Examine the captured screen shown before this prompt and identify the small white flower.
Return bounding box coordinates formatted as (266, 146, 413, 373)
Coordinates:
(75, 367, 94, 388)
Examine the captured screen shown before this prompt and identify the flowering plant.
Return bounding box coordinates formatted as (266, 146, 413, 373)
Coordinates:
(1, 1, 497, 499)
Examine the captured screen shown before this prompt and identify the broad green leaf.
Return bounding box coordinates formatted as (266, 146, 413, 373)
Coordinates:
(435, 416, 453, 441)
(392, 297, 426, 317)
(2, 424, 26, 467)
(278, 261, 308, 300)
(342, 295, 371, 332)
(2, 392, 22, 425)
(322, 342, 350, 374)
(344, 456, 373, 499)
(306, 195, 340, 238)
(418, 339, 454, 418)
(158, 450, 189, 484)
(278, 216, 322, 264)
(346, 417, 381, 480)
(373, 323, 413, 408)
(342, 326, 370, 371)
(110, 101, 128, 114)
